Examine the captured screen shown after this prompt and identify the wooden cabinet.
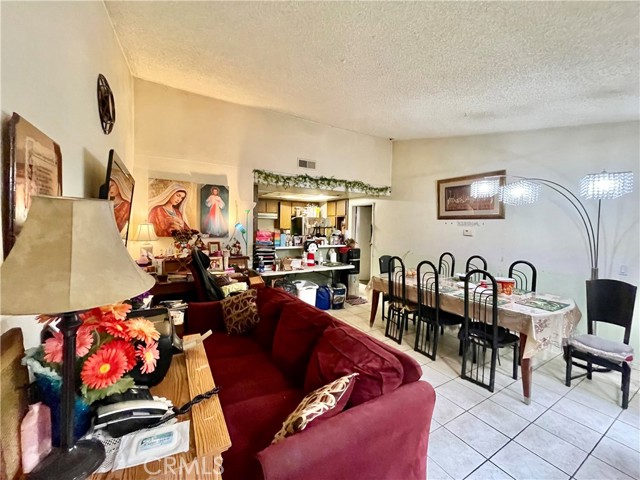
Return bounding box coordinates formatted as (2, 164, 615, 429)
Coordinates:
(327, 201, 336, 216)
(279, 201, 292, 230)
(257, 199, 279, 214)
(336, 200, 347, 216)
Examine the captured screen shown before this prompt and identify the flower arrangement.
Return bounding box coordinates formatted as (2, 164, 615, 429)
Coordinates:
(171, 228, 203, 254)
(28, 303, 160, 404)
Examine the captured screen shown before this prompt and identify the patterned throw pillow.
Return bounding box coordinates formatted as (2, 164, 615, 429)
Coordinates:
(221, 289, 260, 335)
(272, 373, 358, 444)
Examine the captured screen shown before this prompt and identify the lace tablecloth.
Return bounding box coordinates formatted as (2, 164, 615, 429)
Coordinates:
(368, 276, 582, 359)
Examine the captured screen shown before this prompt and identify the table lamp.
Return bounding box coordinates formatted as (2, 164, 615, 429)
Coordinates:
(134, 222, 158, 256)
(0, 196, 155, 480)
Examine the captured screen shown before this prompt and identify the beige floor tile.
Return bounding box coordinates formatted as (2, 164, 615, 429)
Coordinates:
(606, 420, 640, 452)
(469, 400, 529, 438)
(427, 457, 454, 480)
(491, 442, 569, 480)
(574, 456, 634, 480)
(514, 424, 588, 475)
(421, 365, 455, 387)
(431, 394, 465, 425)
(490, 388, 547, 422)
(533, 410, 602, 452)
(428, 428, 485, 479)
(445, 413, 509, 458)
(436, 381, 487, 410)
(551, 397, 615, 434)
(592, 437, 640, 478)
(464, 462, 513, 480)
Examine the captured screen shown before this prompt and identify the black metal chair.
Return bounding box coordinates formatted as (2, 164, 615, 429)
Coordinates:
(414, 260, 464, 360)
(465, 255, 488, 283)
(384, 256, 417, 344)
(438, 252, 455, 279)
(508, 260, 537, 292)
(564, 279, 637, 409)
(379, 255, 392, 323)
(460, 269, 520, 392)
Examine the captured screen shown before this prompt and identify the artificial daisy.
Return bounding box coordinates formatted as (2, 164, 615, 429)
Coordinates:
(100, 303, 132, 321)
(127, 318, 160, 344)
(100, 318, 130, 340)
(136, 341, 159, 374)
(42, 327, 94, 363)
(81, 346, 127, 390)
(108, 339, 137, 371)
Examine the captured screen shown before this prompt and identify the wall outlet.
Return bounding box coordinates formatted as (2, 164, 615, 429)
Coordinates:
(463, 228, 473, 237)
(619, 264, 628, 276)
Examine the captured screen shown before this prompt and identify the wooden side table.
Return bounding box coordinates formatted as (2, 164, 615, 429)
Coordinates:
(93, 336, 231, 479)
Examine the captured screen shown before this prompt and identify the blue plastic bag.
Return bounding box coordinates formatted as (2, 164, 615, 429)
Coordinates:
(315, 286, 332, 310)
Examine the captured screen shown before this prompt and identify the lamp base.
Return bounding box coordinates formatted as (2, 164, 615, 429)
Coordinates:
(29, 438, 106, 480)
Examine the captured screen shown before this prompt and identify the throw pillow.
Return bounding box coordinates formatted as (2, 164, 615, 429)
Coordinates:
(272, 373, 358, 444)
(220, 282, 248, 297)
(221, 289, 260, 335)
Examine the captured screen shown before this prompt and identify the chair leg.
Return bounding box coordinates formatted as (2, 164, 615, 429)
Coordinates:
(512, 343, 518, 380)
(587, 357, 593, 380)
(564, 346, 572, 387)
(622, 363, 631, 409)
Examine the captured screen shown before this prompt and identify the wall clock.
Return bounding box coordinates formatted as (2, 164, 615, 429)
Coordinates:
(97, 74, 115, 135)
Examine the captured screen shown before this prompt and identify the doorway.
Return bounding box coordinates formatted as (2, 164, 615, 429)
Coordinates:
(354, 205, 373, 283)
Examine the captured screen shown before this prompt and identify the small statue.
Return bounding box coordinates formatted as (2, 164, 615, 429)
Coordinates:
(305, 241, 318, 266)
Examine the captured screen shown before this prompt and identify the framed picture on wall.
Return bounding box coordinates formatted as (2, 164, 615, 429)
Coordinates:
(437, 170, 506, 220)
(148, 178, 198, 237)
(200, 184, 229, 238)
(206, 240, 222, 253)
(2, 112, 63, 258)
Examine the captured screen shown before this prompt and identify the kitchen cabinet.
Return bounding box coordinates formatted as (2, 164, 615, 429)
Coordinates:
(279, 201, 292, 230)
(258, 199, 279, 214)
(327, 201, 336, 216)
(336, 200, 347, 216)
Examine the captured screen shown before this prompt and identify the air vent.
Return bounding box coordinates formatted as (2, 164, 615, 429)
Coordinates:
(297, 158, 316, 170)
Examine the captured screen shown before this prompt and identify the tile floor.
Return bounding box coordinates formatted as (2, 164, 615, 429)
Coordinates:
(331, 290, 640, 480)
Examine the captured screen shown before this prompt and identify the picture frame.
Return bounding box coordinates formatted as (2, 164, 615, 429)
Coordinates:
(2, 113, 63, 258)
(209, 256, 224, 271)
(437, 170, 506, 220)
(206, 240, 222, 253)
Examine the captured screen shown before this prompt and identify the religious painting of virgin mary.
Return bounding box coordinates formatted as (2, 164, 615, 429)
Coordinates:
(148, 178, 198, 237)
(200, 184, 229, 238)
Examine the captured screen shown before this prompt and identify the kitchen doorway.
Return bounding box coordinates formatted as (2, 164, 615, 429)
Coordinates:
(353, 204, 373, 283)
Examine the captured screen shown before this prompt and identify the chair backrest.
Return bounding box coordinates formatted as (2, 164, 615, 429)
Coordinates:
(438, 252, 455, 278)
(508, 260, 537, 292)
(379, 255, 392, 275)
(463, 269, 499, 340)
(465, 255, 488, 282)
(417, 260, 439, 316)
(586, 279, 637, 344)
(387, 256, 407, 306)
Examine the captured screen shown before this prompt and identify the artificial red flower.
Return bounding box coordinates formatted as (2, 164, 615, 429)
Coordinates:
(43, 327, 94, 363)
(100, 318, 130, 340)
(136, 342, 159, 374)
(127, 318, 160, 344)
(79, 307, 103, 325)
(36, 314, 60, 325)
(81, 346, 127, 390)
(108, 339, 137, 371)
(100, 303, 132, 321)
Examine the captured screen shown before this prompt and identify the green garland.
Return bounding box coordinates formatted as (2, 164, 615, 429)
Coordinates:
(253, 169, 391, 196)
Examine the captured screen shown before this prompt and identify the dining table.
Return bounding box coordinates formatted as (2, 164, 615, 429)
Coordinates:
(367, 275, 582, 404)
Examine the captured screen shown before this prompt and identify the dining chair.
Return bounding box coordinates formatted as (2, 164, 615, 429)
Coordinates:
(465, 255, 488, 283)
(438, 252, 456, 279)
(379, 255, 392, 323)
(508, 260, 537, 292)
(564, 279, 637, 409)
(414, 260, 464, 360)
(460, 269, 519, 392)
(384, 256, 417, 344)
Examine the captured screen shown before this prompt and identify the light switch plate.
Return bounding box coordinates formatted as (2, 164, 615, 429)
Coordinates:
(463, 229, 473, 237)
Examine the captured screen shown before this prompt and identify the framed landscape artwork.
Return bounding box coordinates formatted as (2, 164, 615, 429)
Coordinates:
(2, 113, 62, 257)
(437, 170, 506, 220)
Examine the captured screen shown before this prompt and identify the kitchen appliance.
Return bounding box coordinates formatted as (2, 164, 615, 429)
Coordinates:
(339, 248, 361, 297)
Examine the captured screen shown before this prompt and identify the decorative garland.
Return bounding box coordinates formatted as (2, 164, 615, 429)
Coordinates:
(253, 169, 391, 196)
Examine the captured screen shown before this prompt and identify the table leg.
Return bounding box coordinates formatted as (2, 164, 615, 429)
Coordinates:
(519, 333, 532, 405)
(369, 288, 380, 327)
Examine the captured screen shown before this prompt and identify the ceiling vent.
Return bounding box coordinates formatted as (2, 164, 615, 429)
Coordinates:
(297, 158, 316, 170)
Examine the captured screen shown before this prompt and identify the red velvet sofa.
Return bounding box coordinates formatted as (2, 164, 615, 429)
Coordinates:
(187, 287, 436, 480)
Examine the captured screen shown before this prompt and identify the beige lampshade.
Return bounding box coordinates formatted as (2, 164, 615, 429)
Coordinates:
(0, 196, 155, 315)
(134, 222, 158, 242)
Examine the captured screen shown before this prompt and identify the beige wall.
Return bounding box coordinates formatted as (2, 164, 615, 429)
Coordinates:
(375, 122, 640, 347)
(131, 79, 392, 254)
(1, 1, 134, 347)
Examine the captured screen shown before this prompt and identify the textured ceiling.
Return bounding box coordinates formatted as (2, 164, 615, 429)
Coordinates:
(105, 1, 639, 139)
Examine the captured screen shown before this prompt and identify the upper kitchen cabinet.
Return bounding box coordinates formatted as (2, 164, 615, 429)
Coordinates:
(278, 201, 292, 230)
(257, 199, 279, 214)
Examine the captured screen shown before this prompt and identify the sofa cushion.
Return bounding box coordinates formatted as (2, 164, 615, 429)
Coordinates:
(187, 300, 224, 333)
(305, 325, 405, 406)
(203, 331, 263, 360)
(253, 288, 297, 352)
(221, 289, 260, 335)
(272, 373, 358, 444)
(222, 388, 304, 480)
(210, 349, 296, 406)
(271, 301, 336, 385)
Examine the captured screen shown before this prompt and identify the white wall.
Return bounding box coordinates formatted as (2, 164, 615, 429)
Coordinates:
(375, 122, 640, 346)
(131, 79, 392, 254)
(0, 1, 134, 348)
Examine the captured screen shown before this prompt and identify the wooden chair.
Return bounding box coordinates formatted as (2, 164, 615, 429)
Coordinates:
(565, 279, 637, 409)
(460, 270, 519, 392)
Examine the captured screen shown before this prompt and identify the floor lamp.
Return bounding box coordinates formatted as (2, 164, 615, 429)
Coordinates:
(0, 196, 155, 480)
(470, 170, 633, 280)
